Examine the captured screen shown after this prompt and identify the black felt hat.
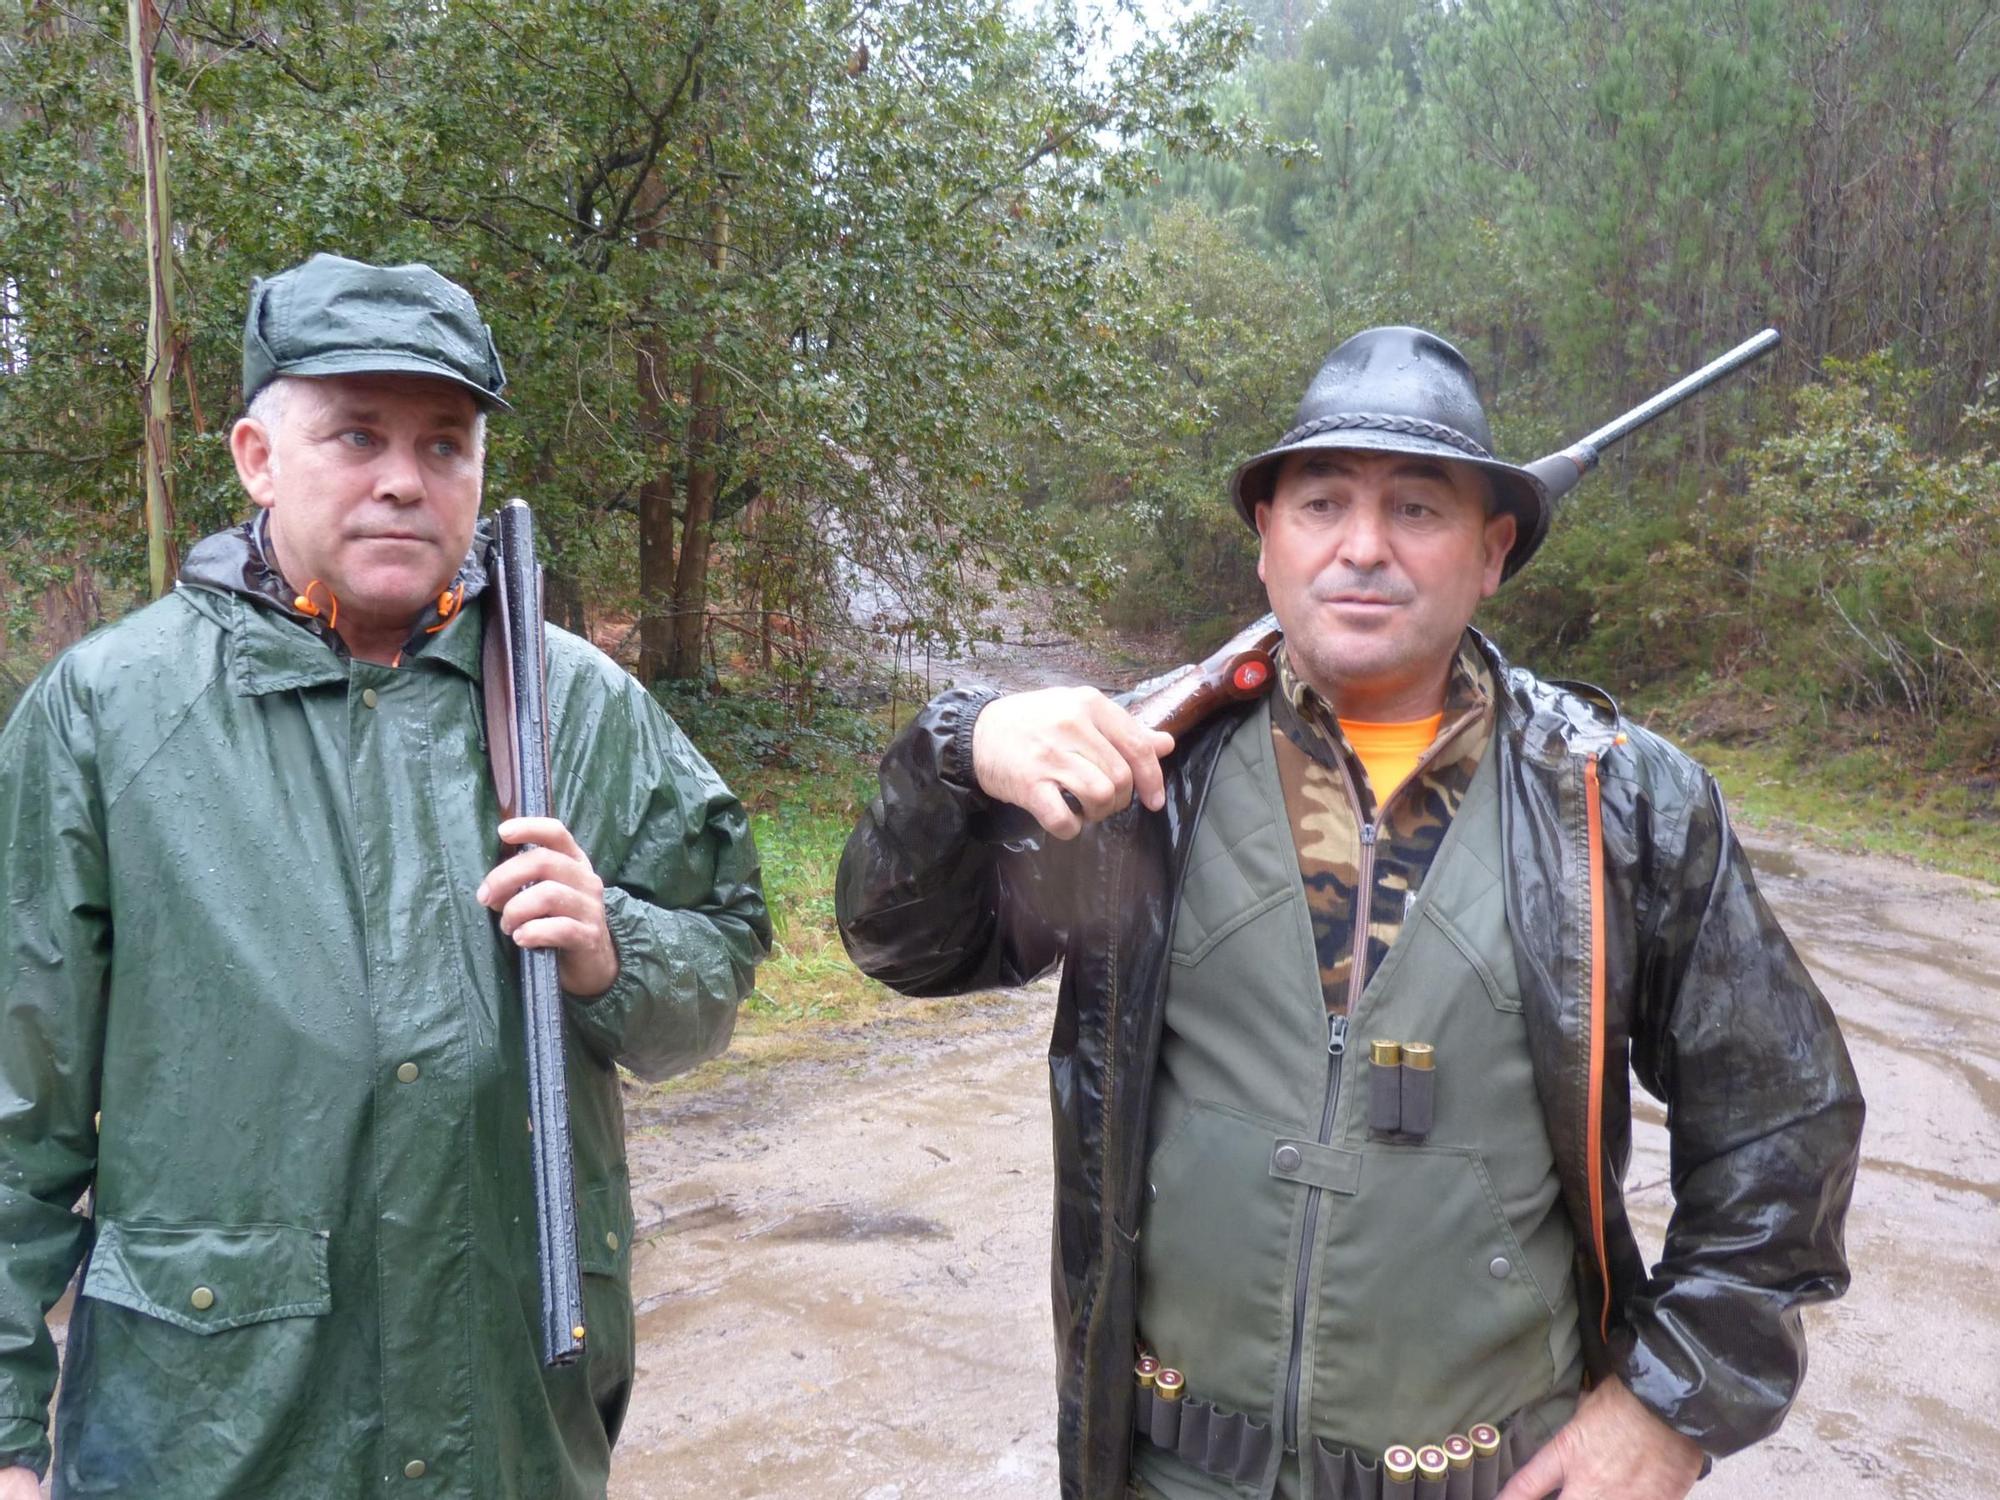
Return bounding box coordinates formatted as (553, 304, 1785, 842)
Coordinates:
(1230, 327, 1548, 579)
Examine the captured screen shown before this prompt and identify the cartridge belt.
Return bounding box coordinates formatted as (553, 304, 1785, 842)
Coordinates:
(1133, 1376, 1542, 1500)
(1130, 1379, 1274, 1485)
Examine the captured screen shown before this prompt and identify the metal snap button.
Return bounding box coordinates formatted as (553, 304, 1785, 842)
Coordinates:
(396, 1061, 420, 1084)
(362, 688, 379, 709)
(1274, 1145, 1303, 1172)
(189, 1286, 215, 1311)
(403, 1459, 427, 1479)
(1488, 1256, 1512, 1279)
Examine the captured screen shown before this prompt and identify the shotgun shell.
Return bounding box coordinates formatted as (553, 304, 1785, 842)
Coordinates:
(1443, 1434, 1473, 1500)
(1384, 1444, 1419, 1499)
(1400, 1042, 1436, 1137)
(1149, 1368, 1185, 1452)
(1468, 1425, 1501, 1500)
(1132, 1358, 1159, 1437)
(1417, 1444, 1450, 1497)
(1369, 1039, 1404, 1133)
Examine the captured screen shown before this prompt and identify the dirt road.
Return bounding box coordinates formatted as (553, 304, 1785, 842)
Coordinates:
(611, 638, 2000, 1498)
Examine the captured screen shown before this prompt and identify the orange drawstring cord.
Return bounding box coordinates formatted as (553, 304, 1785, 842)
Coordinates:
(424, 582, 466, 634)
(293, 579, 339, 630)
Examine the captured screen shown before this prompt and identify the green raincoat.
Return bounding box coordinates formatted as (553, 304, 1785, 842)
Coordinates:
(0, 520, 770, 1497)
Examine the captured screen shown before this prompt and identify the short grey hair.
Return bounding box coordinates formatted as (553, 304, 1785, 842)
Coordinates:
(242, 375, 487, 451)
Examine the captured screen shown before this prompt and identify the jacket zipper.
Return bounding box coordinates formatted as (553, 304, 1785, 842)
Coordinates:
(1582, 751, 1613, 1344)
(1281, 816, 1376, 1450)
(1277, 686, 1478, 1452)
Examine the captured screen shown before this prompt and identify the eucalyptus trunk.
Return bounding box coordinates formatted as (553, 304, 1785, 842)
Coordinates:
(126, 0, 178, 596)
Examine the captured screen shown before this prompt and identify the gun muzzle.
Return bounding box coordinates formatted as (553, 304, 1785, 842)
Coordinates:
(1523, 328, 1782, 504)
(1468, 1425, 1501, 1500)
(1383, 1444, 1419, 1500)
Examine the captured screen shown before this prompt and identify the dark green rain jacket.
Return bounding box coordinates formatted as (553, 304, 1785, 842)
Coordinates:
(0, 519, 770, 1497)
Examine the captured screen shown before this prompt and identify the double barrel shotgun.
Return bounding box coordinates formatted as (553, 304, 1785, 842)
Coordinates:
(483, 497, 586, 1368)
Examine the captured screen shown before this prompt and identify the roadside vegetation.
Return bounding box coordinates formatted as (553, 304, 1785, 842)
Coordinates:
(641, 682, 1020, 1093)
(3, 0, 1995, 1075)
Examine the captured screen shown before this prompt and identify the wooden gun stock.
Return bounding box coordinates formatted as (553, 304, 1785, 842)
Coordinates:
(1129, 613, 1283, 739)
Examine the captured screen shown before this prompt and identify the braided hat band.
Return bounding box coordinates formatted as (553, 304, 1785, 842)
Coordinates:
(1226, 407, 1552, 581)
(1273, 411, 1496, 462)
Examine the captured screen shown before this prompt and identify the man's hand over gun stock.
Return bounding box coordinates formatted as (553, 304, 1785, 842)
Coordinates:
(971, 688, 1176, 839)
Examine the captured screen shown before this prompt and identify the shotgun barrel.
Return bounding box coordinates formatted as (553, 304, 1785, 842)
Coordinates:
(1523, 328, 1782, 502)
(492, 498, 586, 1367)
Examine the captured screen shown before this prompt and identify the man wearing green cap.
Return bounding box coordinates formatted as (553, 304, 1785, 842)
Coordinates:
(0, 253, 770, 1498)
(838, 328, 1861, 1499)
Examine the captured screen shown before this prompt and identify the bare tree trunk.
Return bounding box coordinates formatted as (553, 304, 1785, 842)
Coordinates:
(127, 0, 179, 596)
(665, 192, 730, 680)
(634, 167, 678, 685)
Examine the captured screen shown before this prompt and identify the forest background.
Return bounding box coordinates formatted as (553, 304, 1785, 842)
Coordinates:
(3, 0, 1998, 912)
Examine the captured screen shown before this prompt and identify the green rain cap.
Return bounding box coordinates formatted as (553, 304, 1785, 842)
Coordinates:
(241, 252, 511, 412)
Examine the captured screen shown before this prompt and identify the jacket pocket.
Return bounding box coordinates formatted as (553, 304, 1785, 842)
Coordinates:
(1305, 1145, 1557, 1441)
(81, 1219, 331, 1333)
(574, 1183, 637, 1445)
(1422, 903, 1524, 1013)
(1137, 1099, 1299, 1423)
(60, 1220, 336, 1495)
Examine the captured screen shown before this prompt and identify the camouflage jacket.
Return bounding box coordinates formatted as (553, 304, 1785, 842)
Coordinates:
(835, 629, 1864, 1500)
(1269, 638, 1494, 1015)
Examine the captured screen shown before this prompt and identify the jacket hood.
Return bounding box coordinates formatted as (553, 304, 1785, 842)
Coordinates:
(179, 513, 493, 658)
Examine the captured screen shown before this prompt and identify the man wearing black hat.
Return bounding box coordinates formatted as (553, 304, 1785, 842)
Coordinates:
(0, 254, 769, 1498)
(836, 328, 1862, 1499)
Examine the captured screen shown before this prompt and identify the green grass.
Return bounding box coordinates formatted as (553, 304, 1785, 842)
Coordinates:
(1677, 734, 2000, 888)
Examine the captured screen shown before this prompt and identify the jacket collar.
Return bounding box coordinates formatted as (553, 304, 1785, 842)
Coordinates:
(178, 514, 491, 695)
(1472, 628, 1623, 763)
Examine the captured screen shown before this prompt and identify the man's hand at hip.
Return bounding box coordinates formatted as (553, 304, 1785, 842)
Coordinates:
(478, 817, 620, 998)
(1497, 1376, 1703, 1500)
(0, 1465, 41, 1498)
(970, 687, 1176, 839)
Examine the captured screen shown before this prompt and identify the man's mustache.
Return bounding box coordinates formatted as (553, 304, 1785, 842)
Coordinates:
(1308, 575, 1413, 606)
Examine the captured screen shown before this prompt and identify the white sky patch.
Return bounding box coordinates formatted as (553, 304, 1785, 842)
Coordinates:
(1011, 0, 1213, 80)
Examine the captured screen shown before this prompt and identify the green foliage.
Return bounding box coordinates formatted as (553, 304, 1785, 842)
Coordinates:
(0, 0, 1256, 658)
(1032, 0, 2000, 781)
(1037, 199, 1321, 642)
(651, 678, 883, 785)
